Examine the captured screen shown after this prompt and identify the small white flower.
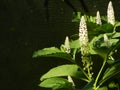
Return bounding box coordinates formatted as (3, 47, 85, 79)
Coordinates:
(64, 36, 71, 53)
(96, 11, 102, 25)
(107, 1, 115, 25)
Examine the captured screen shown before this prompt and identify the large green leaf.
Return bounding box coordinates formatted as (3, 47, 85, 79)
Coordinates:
(39, 77, 73, 90)
(99, 59, 120, 86)
(40, 64, 86, 81)
(89, 34, 108, 58)
(88, 23, 113, 37)
(94, 24, 113, 33)
(89, 33, 120, 58)
(33, 47, 74, 62)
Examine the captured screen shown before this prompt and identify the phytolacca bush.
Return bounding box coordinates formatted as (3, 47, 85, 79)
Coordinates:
(33, 1, 120, 90)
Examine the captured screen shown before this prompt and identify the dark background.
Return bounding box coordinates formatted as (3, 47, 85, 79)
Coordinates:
(0, 0, 120, 90)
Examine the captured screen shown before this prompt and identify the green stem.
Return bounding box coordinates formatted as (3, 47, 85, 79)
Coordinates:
(82, 56, 92, 81)
(93, 58, 107, 89)
(87, 66, 92, 79)
(78, 65, 91, 82)
(72, 49, 91, 81)
(72, 49, 90, 81)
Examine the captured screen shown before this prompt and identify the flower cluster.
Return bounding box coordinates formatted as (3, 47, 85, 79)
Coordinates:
(107, 1, 115, 25)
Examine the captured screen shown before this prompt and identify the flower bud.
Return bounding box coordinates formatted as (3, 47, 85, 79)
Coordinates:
(96, 11, 102, 25)
(104, 34, 111, 47)
(64, 36, 71, 53)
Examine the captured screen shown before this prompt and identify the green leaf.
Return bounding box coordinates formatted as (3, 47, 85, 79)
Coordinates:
(88, 23, 113, 37)
(70, 39, 80, 49)
(87, 22, 98, 35)
(40, 64, 86, 81)
(99, 59, 120, 86)
(108, 81, 117, 88)
(33, 47, 74, 62)
(114, 22, 120, 30)
(112, 32, 120, 38)
(97, 24, 113, 33)
(39, 77, 73, 90)
(89, 33, 120, 58)
(89, 34, 108, 58)
(72, 12, 81, 22)
(101, 16, 107, 22)
(89, 16, 96, 23)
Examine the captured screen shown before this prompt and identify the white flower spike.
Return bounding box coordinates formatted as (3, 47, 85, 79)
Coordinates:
(96, 11, 102, 25)
(64, 36, 71, 53)
(79, 16, 89, 56)
(107, 1, 115, 25)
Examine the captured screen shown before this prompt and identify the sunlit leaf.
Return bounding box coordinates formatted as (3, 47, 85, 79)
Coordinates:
(33, 47, 74, 62)
(112, 32, 120, 38)
(89, 33, 120, 58)
(40, 64, 86, 81)
(89, 16, 96, 23)
(33, 47, 61, 56)
(39, 77, 73, 90)
(114, 22, 120, 27)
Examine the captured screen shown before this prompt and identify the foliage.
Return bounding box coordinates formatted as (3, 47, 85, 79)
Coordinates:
(33, 1, 120, 90)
